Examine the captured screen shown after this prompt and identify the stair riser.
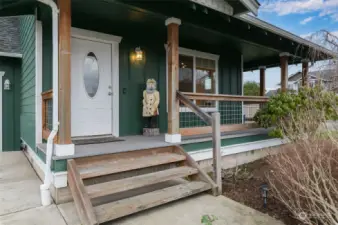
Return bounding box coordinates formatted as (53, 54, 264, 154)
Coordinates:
(75, 146, 176, 168)
(87, 167, 198, 199)
(95, 182, 211, 223)
(83, 163, 180, 186)
(79, 154, 186, 179)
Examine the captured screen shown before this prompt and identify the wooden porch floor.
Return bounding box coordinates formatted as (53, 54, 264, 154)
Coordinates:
(37, 128, 270, 160)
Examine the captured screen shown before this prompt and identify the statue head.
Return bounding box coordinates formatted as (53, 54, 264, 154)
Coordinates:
(146, 79, 157, 93)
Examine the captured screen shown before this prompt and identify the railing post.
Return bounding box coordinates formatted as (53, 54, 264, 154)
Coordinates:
(212, 112, 222, 195)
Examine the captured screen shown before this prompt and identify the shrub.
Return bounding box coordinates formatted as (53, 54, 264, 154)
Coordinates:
(254, 87, 338, 138)
(265, 98, 338, 224)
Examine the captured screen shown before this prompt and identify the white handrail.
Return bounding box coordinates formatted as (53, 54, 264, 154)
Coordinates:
(40, 122, 59, 206)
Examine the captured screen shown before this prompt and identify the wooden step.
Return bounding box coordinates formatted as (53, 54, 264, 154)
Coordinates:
(86, 166, 198, 199)
(94, 181, 211, 223)
(79, 153, 186, 179)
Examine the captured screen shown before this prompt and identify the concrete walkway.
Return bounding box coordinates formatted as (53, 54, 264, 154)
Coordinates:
(0, 151, 285, 225)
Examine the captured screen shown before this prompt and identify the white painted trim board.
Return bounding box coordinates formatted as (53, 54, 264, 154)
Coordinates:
(189, 138, 286, 162)
(36, 20, 43, 144)
(0, 72, 4, 151)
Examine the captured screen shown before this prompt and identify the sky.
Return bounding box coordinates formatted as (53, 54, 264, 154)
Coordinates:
(244, 0, 338, 89)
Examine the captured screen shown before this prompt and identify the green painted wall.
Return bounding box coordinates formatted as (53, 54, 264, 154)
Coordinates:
(38, 5, 53, 92)
(182, 134, 273, 152)
(19, 15, 36, 149)
(1, 57, 21, 151)
(119, 41, 167, 136)
(119, 41, 243, 135)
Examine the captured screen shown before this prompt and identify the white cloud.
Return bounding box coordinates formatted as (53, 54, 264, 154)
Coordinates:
(300, 16, 314, 24)
(261, 0, 338, 21)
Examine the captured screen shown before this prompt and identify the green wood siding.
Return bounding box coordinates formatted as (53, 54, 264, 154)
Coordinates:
(119, 41, 167, 136)
(182, 134, 273, 152)
(119, 41, 242, 135)
(19, 15, 36, 149)
(1, 57, 21, 151)
(38, 5, 53, 91)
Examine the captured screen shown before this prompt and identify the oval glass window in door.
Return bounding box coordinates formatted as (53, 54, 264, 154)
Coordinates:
(83, 52, 99, 98)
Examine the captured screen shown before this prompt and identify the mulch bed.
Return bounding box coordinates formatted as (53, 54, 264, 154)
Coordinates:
(222, 158, 304, 225)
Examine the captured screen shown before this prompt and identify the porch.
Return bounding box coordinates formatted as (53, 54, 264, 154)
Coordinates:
(37, 127, 271, 160)
(0, 0, 334, 224)
(35, 0, 322, 148)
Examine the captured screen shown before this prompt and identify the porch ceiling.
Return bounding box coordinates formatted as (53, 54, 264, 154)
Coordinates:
(70, 0, 334, 72)
(0, 0, 35, 16)
(0, 0, 333, 72)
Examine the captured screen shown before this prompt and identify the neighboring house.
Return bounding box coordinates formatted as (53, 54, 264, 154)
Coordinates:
(266, 89, 279, 97)
(0, 0, 335, 223)
(0, 17, 21, 151)
(288, 69, 336, 92)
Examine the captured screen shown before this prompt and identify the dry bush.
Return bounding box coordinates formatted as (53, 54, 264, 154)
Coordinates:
(267, 140, 338, 224)
(266, 97, 338, 224)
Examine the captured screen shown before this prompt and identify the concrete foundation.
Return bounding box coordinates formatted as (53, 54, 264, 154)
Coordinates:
(198, 146, 280, 172)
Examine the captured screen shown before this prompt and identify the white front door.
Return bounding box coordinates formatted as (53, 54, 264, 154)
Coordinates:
(71, 38, 112, 137)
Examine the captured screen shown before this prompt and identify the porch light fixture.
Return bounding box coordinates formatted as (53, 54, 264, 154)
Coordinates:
(4, 79, 11, 91)
(135, 47, 143, 61)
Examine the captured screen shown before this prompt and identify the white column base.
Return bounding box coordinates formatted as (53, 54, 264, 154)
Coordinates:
(165, 133, 181, 143)
(54, 144, 75, 156)
(52, 171, 68, 188)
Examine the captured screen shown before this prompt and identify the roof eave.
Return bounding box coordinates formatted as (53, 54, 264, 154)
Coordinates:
(237, 14, 337, 58)
(238, 0, 259, 16)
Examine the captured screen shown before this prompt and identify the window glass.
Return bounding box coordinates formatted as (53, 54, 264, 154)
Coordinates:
(179, 55, 194, 93)
(196, 57, 216, 107)
(83, 52, 99, 98)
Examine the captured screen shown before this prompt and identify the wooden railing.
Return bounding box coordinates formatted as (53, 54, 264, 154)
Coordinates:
(177, 91, 222, 195)
(177, 91, 270, 195)
(178, 92, 269, 136)
(42, 89, 53, 140)
(181, 92, 269, 103)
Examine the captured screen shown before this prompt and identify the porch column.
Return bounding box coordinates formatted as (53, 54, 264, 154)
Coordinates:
(280, 52, 289, 92)
(302, 59, 309, 87)
(56, 0, 74, 156)
(165, 17, 181, 143)
(259, 66, 266, 96)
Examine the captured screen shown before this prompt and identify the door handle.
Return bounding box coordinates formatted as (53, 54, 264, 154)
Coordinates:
(108, 92, 113, 96)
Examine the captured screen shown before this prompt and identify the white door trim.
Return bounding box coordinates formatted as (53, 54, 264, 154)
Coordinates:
(71, 27, 122, 137)
(0, 71, 5, 151)
(36, 20, 43, 143)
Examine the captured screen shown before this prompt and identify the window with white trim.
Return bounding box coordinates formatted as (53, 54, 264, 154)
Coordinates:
(167, 47, 219, 111)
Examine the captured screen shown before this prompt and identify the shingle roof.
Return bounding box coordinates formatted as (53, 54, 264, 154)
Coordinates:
(0, 16, 20, 54)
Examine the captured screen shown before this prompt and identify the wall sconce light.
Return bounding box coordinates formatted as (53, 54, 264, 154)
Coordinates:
(135, 47, 143, 61)
(4, 79, 11, 91)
